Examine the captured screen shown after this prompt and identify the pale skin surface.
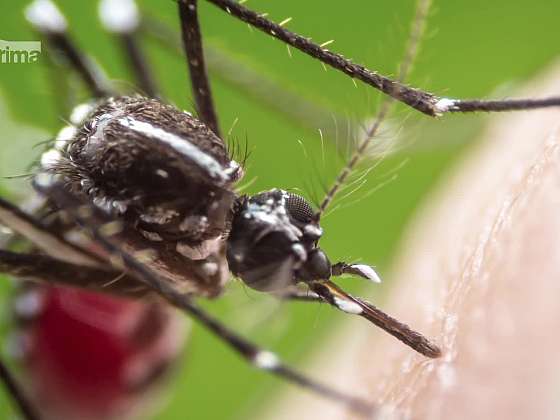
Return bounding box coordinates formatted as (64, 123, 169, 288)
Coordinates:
(262, 63, 560, 420)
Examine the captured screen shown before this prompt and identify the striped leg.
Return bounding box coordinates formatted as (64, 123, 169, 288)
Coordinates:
(0, 250, 147, 297)
(178, 0, 221, 137)
(205, 0, 560, 117)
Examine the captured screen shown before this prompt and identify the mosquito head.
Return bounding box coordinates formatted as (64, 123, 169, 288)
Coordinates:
(226, 189, 336, 291)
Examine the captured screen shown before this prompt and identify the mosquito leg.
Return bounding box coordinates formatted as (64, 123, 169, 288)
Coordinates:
(444, 97, 560, 114)
(205, 0, 438, 115)
(0, 196, 102, 267)
(205, 0, 560, 117)
(25, 0, 111, 98)
(0, 195, 148, 294)
(178, 0, 222, 137)
(141, 15, 344, 138)
(39, 183, 376, 417)
(99, 0, 159, 98)
(0, 250, 147, 297)
(0, 356, 40, 420)
(165, 296, 375, 416)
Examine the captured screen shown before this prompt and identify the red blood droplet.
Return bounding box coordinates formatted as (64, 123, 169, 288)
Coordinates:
(20, 286, 185, 420)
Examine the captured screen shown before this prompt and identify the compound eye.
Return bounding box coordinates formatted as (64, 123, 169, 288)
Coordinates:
(285, 193, 315, 223)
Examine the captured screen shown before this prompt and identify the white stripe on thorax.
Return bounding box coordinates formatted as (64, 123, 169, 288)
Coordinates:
(116, 116, 229, 183)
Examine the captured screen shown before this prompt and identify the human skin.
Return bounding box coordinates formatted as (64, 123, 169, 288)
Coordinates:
(263, 63, 560, 420)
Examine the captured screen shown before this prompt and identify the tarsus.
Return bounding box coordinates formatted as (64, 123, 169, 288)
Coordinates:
(206, 0, 560, 117)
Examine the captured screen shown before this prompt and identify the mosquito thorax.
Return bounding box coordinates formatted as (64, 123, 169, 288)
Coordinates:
(40, 96, 242, 247)
(35, 96, 243, 297)
(227, 189, 332, 292)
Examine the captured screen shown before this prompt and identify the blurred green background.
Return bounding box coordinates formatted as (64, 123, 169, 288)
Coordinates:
(0, 0, 558, 419)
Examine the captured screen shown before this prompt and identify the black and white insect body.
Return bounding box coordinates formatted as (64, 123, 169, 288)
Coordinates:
(40, 96, 375, 301)
(0, 0, 448, 416)
(40, 96, 242, 298)
(2, 0, 560, 418)
(31, 91, 442, 366)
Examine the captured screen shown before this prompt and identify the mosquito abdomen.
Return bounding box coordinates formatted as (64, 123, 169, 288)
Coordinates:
(11, 285, 186, 420)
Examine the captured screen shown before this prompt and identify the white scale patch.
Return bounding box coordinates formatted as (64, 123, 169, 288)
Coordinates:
(201, 262, 218, 277)
(333, 296, 363, 315)
(40, 149, 62, 169)
(155, 169, 169, 178)
(116, 116, 232, 184)
(25, 0, 67, 33)
(245, 190, 302, 243)
(99, 0, 140, 33)
(176, 237, 221, 261)
(34, 172, 57, 188)
(70, 102, 95, 125)
(253, 351, 280, 370)
(350, 264, 382, 283)
(434, 97, 457, 114)
(54, 125, 77, 150)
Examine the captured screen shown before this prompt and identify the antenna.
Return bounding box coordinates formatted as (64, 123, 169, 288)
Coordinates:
(318, 0, 433, 217)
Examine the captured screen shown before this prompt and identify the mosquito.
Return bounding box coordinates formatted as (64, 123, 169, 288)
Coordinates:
(0, 0, 559, 419)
